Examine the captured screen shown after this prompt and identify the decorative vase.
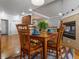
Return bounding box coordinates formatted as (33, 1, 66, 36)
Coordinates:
(40, 29, 47, 36)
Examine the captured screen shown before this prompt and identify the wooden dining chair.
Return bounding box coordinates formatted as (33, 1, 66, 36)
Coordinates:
(16, 24, 43, 59)
(47, 21, 64, 59)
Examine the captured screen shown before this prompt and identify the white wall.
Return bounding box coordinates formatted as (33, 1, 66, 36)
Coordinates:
(8, 15, 22, 35)
(47, 18, 60, 28)
(0, 11, 22, 35)
(0, 20, 1, 31)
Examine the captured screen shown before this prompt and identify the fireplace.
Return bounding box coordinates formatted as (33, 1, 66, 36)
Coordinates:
(63, 21, 76, 39)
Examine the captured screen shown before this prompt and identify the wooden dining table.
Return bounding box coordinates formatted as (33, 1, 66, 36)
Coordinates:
(29, 32, 58, 59)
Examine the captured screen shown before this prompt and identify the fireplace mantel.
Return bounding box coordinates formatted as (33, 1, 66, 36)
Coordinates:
(62, 13, 79, 50)
(63, 21, 76, 39)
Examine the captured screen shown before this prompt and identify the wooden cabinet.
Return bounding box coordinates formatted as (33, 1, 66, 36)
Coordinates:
(22, 15, 31, 25)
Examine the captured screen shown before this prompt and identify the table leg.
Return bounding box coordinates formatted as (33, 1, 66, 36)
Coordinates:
(43, 39, 47, 59)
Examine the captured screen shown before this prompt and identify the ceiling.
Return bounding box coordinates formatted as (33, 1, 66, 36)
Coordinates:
(0, 0, 55, 15)
(32, 0, 55, 9)
(0, 0, 31, 15)
(34, 0, 63, 18)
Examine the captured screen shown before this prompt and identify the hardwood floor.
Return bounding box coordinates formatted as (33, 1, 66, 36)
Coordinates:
(1, 35, 20, 59)
(1, 35, 79, 59)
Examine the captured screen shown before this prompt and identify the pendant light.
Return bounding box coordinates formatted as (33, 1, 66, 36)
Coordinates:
(31, 0, 45, 6)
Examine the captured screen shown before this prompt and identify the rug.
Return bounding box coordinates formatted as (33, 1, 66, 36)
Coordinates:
(61, 47, 74, 59)
(6, 47, 74, 59)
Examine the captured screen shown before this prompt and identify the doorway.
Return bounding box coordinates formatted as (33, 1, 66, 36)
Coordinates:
(1, 19, 8, 35)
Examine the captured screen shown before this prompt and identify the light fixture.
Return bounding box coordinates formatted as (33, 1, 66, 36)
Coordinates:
(0, 11, 8, 19)
(58, 13, 63, 16)
(29, 9, 32, 12)
(22, 12, 25, 15)
(31, 0, 45, 6)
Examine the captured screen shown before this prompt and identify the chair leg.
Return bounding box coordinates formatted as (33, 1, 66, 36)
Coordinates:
(59, 49, 61, 59)
(36, 55, 38, 59)
(22, 52, 25, 59)
(59, 46, 63, 59)
(28, 54, 31, 59)
(23, 54, 24, 59)
(56, 50, 59, 59)
(34, 52, 38, 59)
(59, 51, 62, 59)
(24, 53, 26, 59)
(40, 51, 43, 59)
(20, 50, 22, 59)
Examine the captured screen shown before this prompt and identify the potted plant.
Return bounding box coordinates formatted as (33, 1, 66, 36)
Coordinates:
(38, 20, 48, 32)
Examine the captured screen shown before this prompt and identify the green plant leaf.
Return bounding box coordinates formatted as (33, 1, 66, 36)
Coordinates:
(38, 20, 48, 30)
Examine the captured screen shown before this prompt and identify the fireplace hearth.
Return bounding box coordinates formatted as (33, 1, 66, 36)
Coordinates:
(63, 21, 76, 39)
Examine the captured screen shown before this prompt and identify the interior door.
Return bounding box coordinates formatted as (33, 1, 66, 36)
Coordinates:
(1, 19, 8, 35)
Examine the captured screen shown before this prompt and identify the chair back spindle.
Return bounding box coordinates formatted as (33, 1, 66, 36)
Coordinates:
(57, 21, 64, 48)
(16, 24, 30, 51)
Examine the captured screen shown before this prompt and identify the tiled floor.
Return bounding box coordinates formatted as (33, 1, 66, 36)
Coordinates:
(1, 35, 79, 59)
